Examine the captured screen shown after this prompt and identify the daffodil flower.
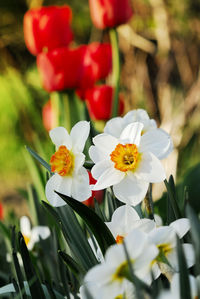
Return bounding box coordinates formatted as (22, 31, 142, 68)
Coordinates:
(20, 216, 50, 250)
(84, 229, 158, 298)
(80, 280, 135, 299)
(148, 218, 194, 279)
(45, 121, 91, 206)
(104, 109, 173, 160)
(89, 122, 166, 205)
(105, 205, 156, 244)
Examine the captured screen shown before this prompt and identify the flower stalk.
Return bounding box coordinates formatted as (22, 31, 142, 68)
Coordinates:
(110, 28, 121, 118)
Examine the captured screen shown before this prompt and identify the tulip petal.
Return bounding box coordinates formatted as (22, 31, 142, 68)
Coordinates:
(135, 152, 166, 183)
(70, 121, 90, 152)
(45, 173, 72, 207)
(140, 129, 173, 160)
(113, 175, 149, 206)
(120, 122, 143, 145)
(49, 126, 72, 149)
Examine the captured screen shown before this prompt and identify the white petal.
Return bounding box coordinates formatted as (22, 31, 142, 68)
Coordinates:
(169, 218, 190, 238)
(120, 122, 143, 145)
(71, 167, 91, 201)
(113, 176, 149, 206)
(70, 121, 90, 152)
(92, 167, 124, 191)
(105, 205, 140, 238)
(74, 153, 85, 173)
(45, 173, 72, 207)
(112, 205, 140, 224)
(91, 159, 112, 180)
(124, 109, 150, 122)
(104, 117, 125, 138)
(149, 226, 176, 246)
(133, 219, 156, 233)
(20, 216, 31, 236)
(89, 145, 105, 163)
(49, 127, 72, 149)
(183, 243, 195, 269)
(135, 152, 166, 183)
(31, 226, 50, 243)
(92, 133, 118, 156)
(140, 129, 173, 160)
(125, 229, 147, 259)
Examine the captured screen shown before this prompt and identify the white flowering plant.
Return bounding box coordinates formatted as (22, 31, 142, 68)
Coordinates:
(0, 2, 200, 299)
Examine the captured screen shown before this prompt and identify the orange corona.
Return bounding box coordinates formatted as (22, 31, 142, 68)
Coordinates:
(116, 235, 124, 244)
(110, 143, 141, 172)
(50, 145, 74, 176)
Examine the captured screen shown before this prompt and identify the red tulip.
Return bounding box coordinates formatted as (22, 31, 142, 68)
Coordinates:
(83, 172, 104, 207)
(37, 43, 112, 92)
(42, 100, 57, 131)
(24, 5, 73, 55)
(37, 46, 86, 92)
(85, 85, 124, 120)
(89, 0, 133, 29)
(0, 203, 3, 220)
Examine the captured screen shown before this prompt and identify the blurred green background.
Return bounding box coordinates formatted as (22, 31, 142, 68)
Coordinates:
(0, 0, 200, 214)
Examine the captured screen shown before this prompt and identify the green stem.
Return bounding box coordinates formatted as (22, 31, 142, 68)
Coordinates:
(109, 28, 121, 118)
(67, 90, 81, 129)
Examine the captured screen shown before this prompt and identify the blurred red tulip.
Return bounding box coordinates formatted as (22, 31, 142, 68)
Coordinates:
(85, 85, 124, 120)
(89, 0, 133, 29)
(37, 43, 112, 92)
(0, 203, 3, 220)
(83, 172, 104, 207)
(24, 5, 73, 55)
(82, 43, 112, 87)
(37, 46, 86, 92)
(42, 100, 57, 131)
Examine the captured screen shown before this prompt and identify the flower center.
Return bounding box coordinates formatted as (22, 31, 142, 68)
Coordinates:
(50, 145, 74, 176)
(116, 235, 124, 244)
(110, 144, 141, 172)
(23, 235, 30, 246)
(157, 243, 172, 256)
(112, 261, 128, 282)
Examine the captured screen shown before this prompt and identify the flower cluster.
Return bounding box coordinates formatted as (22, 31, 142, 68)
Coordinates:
(23, 3, 131, 122)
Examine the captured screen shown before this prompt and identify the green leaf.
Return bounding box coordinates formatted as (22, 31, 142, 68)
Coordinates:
(58, 250, 84, 277)
(18, 232, 45, 298)
(11, 227, 27, 299)
(176, 237, 192, 299)
(55, 192, 116, 255)
(42, 201, 98, 272)
(26, 145, 51, 173)
(186, 204, 200, 275)
(164, 176, 182, 219)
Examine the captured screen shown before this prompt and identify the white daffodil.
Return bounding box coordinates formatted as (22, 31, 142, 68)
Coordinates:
(20, 216, 50, 250)
(157, 274, 200, 299)
(45, 121, 91, 206)
(104, 109, 173, 160)
(80, 280, 135, 299)
(84, 229, 158, 298)
(148, 218, 194, 279)
(89, 122, 166, 206)
(105, 205, 156, 243)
